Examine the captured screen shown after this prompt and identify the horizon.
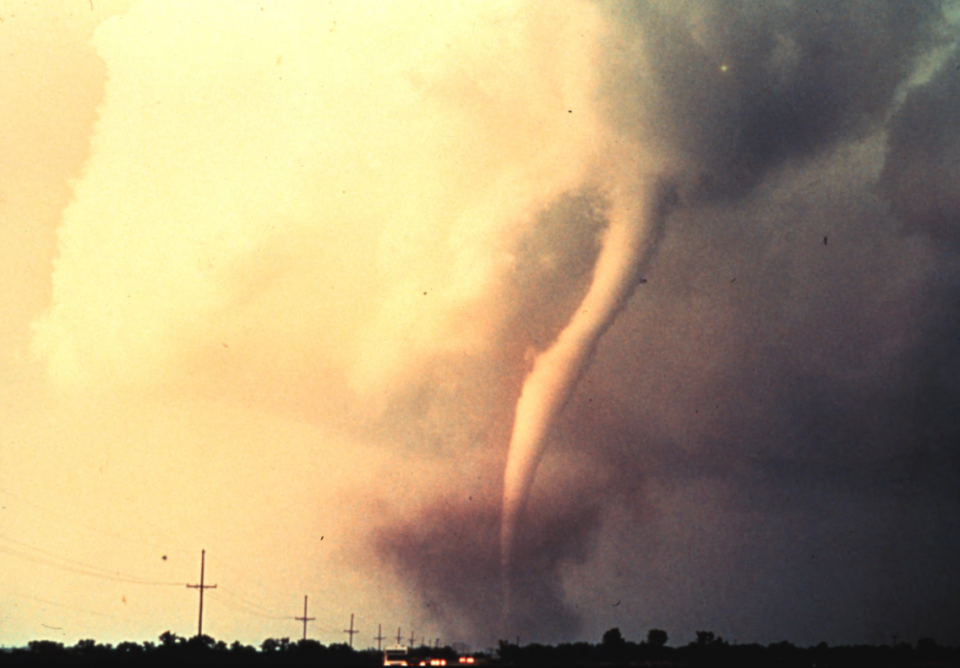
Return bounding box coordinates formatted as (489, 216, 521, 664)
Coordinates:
(4, 626, 957, 653)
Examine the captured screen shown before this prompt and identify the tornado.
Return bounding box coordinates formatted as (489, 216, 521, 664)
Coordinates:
(500, 159, 675, 611)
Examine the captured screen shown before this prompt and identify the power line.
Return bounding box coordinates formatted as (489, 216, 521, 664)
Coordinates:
(0, 487, 189, 556)
(207, 587, 289, 620)
(7, 590, 124, 621)
(211, 556, 328, 610)
(0, 533, 185, 586)
(1, 491, 359, 645)
(1, 488, 335, 633)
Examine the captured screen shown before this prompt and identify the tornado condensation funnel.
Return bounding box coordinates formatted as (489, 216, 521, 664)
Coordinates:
(500, 161, 672, 609)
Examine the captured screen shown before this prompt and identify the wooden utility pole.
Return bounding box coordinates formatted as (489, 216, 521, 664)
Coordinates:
(295, 595, 315, 641)
(409, 630, 415, 646)
(374, 623, 385, 651)
(396, 627, 402, 645)
(186, 549, 217, 637)
(344, 613, 358, 648)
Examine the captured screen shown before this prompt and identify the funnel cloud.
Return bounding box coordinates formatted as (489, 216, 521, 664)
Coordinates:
(500, 173, 674, 588)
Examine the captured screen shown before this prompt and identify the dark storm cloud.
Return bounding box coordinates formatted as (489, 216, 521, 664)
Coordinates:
(561, 166, 960, 643)
(374, 0, 960, 648)
(875, 48, 960, 639)
(608, 0, 942, 199)
(879, 40, 960, 493)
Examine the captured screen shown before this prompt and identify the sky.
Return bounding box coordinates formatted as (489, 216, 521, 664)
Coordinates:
(1, 0, 959, 652)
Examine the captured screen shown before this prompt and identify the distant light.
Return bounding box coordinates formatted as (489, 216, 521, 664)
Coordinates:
(720, 64, 729, 73)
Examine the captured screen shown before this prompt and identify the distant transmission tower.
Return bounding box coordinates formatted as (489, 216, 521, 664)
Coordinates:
(186, 549, 217, 637)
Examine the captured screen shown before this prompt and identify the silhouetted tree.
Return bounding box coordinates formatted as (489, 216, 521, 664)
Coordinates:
(260, 637, 283, 653)
(72, 639, 96, 654)
(647, 628, 669, 648)
(158, 631, 184, 648)
(186, 634, 215, 651)
(27, 640, 65, 654)
(497, 639, 520, 662)
(601, 627, 626, 647)
(115, 641, 144, 654)
(694, 630, 726, 647)
(71, 638, 111, 656)
(229, 640, 255, 654)
(695, 630, 715, 646)
(292, 638, 323, 655)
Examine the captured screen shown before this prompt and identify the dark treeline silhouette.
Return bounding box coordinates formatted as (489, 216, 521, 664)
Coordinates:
(495, 628, 958, 667)
(2, 632, 380, 666)
(1, 629, 957, 667)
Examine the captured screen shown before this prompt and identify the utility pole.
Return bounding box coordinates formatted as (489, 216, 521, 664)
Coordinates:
(186, 549, 217, 638)
(396, 627, 402, 645)
(294, 595, 315, 641)
(409, 630, 415, 647)
(344, 613, 358, 648)
(374, 623, 385, 651)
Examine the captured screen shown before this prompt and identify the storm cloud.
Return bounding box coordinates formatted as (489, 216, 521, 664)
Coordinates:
(378, 0, 960, 646)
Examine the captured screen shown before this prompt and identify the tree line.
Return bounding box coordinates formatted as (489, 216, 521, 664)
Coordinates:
(496, 628, 956, 667)
(1, 628, 956, 666)
(3, 632, 377, 667)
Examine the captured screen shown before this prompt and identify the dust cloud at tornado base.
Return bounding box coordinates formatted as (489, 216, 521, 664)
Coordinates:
(29, 0, 960, 649)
